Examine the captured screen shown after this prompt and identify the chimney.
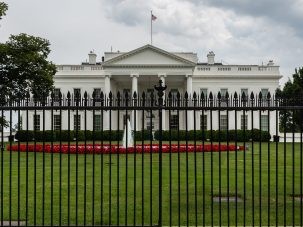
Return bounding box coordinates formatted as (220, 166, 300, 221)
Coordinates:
(207, 51, 215, 65)
(267, 60, 274, 66)
(88, 51, 97, 65)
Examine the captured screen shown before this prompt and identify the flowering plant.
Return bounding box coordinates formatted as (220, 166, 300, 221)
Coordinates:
(7, 144, 244, 154)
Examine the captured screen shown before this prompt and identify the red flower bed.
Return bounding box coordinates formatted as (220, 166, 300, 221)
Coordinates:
(7, 144, 244, 154)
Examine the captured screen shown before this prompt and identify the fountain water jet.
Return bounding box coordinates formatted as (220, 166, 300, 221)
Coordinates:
(122, 119, 134, 148)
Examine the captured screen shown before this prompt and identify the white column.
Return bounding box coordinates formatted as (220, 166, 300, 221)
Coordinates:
(186, 74, 194, 130)
(131, 74, 139, 131)
(186, 74, 193, 97)
(104, 74, 111, 96)
(104, 74, 111, 130)
(158, 73, 167, 130)
(131, 73, 139, 95)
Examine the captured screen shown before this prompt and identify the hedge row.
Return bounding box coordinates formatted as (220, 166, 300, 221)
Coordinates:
(153, 129, 271, 142)
(14, 129, 270, 142)
(15, 130, 152, 142)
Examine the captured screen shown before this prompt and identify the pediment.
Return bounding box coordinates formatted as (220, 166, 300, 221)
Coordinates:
(103, 45, 196, 67)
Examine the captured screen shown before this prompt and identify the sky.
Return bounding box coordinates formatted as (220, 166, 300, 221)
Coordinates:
(1, 0, 303, 86)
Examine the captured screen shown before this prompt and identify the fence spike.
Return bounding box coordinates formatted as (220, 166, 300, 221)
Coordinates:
(233, 92, 238, 99)
(201, 91, 205, 100)
(141, 91, 145, 99)
(133, 91, 137, 99)
(209, 92, 213, 100)
(141, 91, 146, 106)
(217, 91, 222, 100)
(184, 91, 188, 99)
(241, 91, 247, 103)
(258, 91, 263, 100)
(225, 91, 229, 99)
(267, 91, 271, 100)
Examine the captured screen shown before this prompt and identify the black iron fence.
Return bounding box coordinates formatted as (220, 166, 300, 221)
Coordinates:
(0, 80, 303, 226)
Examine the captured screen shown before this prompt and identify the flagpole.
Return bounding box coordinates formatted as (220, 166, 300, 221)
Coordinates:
(151, 10, 152, 45)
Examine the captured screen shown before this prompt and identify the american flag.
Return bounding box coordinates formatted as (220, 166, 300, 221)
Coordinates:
(151, 14, 157, 21)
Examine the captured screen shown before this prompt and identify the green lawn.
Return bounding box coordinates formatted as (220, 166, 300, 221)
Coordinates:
(0, 141, 303, 226)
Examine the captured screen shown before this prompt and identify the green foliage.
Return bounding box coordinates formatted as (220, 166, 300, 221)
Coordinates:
(0, 33, 56, 102)
(15, 130, 154, 142)
(134, 130, 153, 141)
(154, 129, 271, 142)
(15, 130, 34, 141)
(277, 67, 303, 132)
(0, 2, 8, 20)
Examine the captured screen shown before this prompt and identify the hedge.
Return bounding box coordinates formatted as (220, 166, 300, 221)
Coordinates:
(15, 129, 270, 142)
(154, 129, 271, 142)
(15, 130, 152, 142)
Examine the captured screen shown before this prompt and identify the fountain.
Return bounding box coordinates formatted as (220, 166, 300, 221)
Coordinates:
(122, 119, 134, 148)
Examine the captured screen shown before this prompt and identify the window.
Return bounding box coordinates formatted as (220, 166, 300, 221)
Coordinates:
(261, 115, 269, 131)
(33, 114, 40, 131)
(74, 88, 81, 100)
(220, 88, 228, 106)
(241, 88, 248, 99)
(170, 114, 179, 130)
(200, 88, 208, 99)
(93, 115, 102, 131)
(241, 114, 248, 130)
(220, 88, 228, 97)
(219, 114, 228, 130)
(74, 114, 81, 130)
(261, 88, 269, 100)
(146, 121, 154, 131)
(93, 88, 101, 99)
(53, 88, 61, 101)
(53, 115, 61, 131)
(200, 115, 207, 130)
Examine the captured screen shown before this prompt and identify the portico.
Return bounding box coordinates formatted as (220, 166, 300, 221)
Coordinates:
(101, 44, 196, 131)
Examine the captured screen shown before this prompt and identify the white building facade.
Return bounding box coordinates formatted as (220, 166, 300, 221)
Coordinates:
(23, 44, 282, 136)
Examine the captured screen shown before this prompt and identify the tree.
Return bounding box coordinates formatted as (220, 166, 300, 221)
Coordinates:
(277, 67, 303, 132)
(0, 2, 56, 128)
(0, 2, 8, 20)
(0, 33, 57, 102)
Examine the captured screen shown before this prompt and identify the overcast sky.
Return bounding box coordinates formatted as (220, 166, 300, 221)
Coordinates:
(1, 0, 303, 86)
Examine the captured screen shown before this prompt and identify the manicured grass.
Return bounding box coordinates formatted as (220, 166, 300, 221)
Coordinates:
(0, 141, 303, 226)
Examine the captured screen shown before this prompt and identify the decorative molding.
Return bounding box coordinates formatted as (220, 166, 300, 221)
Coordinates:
(130, 73, 139, 78)
(102, 44, 196, 67)
(158, 73, 167, 78)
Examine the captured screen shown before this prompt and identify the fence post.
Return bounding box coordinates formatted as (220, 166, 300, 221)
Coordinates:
(154, 79, 167, 226)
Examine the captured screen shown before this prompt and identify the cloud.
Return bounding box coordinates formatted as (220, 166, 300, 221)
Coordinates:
(2, 0, 302, 86)
(102, 0, 152, 26)
(199, 0, 303, 37)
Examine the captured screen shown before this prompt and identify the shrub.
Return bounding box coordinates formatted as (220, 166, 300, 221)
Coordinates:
(154, 129, 271, 142)
(15, 130, 34, 142)
(56, 130, 74, 141)
(134, 130, 153, 141)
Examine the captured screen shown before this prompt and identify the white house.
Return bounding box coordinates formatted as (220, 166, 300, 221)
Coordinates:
(22, 44, 282, 136)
